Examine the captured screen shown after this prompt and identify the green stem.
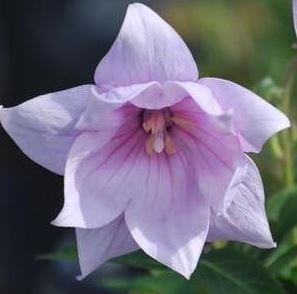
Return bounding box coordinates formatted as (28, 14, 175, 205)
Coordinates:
(282, 58, 297, 187)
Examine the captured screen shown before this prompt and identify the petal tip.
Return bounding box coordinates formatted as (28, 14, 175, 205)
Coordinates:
(50, 216, 82, 229)
(255, 112, 291, 152)
(50, 218, 61, 227)
(261, 239, 277, 249)
(50, 212, 75, 228)
(127, 2, 148, 9)
(181, 271, 192, 280)
(76, 274, 84, 281)
(126, 3, 159, 17)
(284, 116, 291, 129)
(256, 241, 276, 249)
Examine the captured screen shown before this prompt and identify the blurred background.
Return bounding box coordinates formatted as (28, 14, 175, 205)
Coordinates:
(0, 0, 295, 293)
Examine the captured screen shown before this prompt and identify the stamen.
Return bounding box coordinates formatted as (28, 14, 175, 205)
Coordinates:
(164, 134, 176, 155)
(142, 111, 165, 134)
(142, 110, 190, 156)
(170, 116, 194, 130)
(143, 111, 166, 155)
(145, 134, 155, 156)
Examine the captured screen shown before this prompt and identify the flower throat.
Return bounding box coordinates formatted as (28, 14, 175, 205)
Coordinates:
(142, 109, 193, 156)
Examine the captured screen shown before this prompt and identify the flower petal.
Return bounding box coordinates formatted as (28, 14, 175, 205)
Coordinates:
(1, 85, 94, 175)
(52, 105, 149, 228)
(76, 214, 139, 279)
(207, 156, 275, 248)
(93, 81, 222, 111)
(92, 82, 161, 104)
(171, 82, 223, 115)
(125, 152, 209, 279)
(199, 78, 290, 152)
(171, 98, 241, 212)
(77, 84, 153, 130)
(95, 3, 198, 87)
(130, 81, 225, 112)
(85, 82, 184, 111)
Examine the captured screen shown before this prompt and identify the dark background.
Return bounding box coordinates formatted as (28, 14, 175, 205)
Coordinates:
(0, 0, 294, 293)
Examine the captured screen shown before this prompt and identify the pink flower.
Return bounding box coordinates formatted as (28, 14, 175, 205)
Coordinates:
(0, 3, 290, 279)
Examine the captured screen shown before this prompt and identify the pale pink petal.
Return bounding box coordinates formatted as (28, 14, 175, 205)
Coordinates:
(95, 3, 198, 87)
(130, 81, 225, 111)
(125, 152, 209, 279)
(76, 214, 139, 279)
(84, 82, 184, 111)
(77, 85, 149, 131)
(171, 82, 223, 115)
(207, 156, 275, 248)
(199, 78, 290, 152)
(130, 82, 183, 110)
(171, 98, 241, 212)
(0, 85, 94, 175)
(92, 82, 162, 105)
(130, 82, 214, 110)
(293, 0, 297, 34)
(52, 105, 149, 228)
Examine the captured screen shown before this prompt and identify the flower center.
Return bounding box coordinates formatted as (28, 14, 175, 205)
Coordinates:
(142, 109, 177, 156)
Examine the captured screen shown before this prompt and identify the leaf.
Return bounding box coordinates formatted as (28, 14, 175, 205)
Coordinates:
(39, 244, 285, 293)
(103, 272, 198, 294)
(268, 245, 297, 275)
(195, 249, 285, 294)
(37, 243, 77, 261)
(264, 230, 297, 269)
(266, 186, 297, 223)
(112, 249, 284, 294)
(277, 191, 297, 239)
(112, 251, 166, 271)
(264, 229, 297, 285)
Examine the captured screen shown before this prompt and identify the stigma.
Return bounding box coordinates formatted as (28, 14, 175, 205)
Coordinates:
(142, 110, 177, 156)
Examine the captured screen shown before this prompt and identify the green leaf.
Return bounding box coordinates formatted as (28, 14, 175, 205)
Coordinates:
(38, 244, 285, 293)
(264, 229, 297, 268)
(264, 229, 297, 285)
(268, 245, 297, 275)
(277, 191, 297, 239)
(112, 251, 166, 271)
(267, 186, 297, 223)
(103, 272, 190, 294)
(112, 249, 284, 294)
(195, 249, 285, 294)
(37, 243, 77, 261)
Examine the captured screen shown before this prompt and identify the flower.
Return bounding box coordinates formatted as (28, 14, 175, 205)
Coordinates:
(0, 3, 290, 279)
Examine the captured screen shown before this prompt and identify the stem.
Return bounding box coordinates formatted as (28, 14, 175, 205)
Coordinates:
(282, 58, 297, 187)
